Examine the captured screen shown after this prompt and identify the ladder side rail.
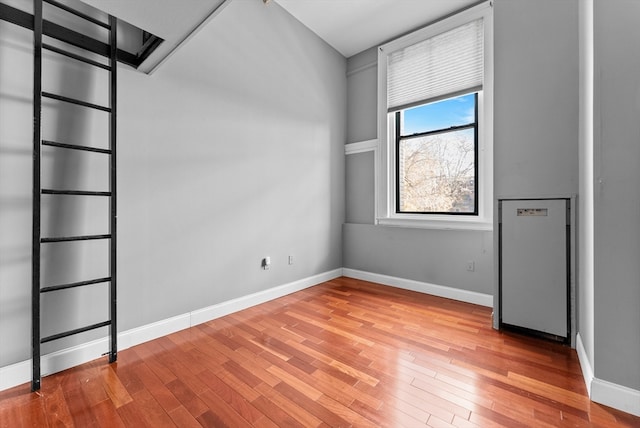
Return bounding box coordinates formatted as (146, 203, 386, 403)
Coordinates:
(31, 0, 43, 392)
(109, 14, 118, 364)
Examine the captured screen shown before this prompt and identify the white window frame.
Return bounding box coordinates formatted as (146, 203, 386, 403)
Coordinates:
(376, 2, 493, 231)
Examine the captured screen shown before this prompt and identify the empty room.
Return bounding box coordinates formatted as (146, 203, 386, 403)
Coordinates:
(1, 0, 639, 426)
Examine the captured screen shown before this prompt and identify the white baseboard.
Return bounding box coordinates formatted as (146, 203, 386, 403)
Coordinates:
(0, 337, 110, 392)
(342, 268, 493, 307)
(0, 361, 29, 392)
(591, 376, 640, 417)
(576, 333, 594, 396)
(118, 313, 192, 351)
(572, 333, 640, 417)
(189, 269, 343, 325)
(0, 268, 343, 392)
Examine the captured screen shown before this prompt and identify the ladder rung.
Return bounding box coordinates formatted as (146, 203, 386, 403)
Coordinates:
(42, 92, 111, 112)
(41, 277, 112, 293)
(42, 140, 111, 154)
(41, 234, 111, 243)
(41, 320, 111, 344)
(43, 0, 110, 30)
(43, 43, 111, 70)
(42, 189, 111, 197)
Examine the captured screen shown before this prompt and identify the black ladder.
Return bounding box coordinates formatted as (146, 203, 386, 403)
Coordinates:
(32, 0, 117, 391)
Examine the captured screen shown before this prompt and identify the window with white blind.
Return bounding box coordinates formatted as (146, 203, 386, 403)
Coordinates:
(376, 2, 493, 229)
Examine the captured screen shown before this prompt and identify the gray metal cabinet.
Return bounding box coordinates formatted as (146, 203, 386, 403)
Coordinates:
(499, 199, 569, 340)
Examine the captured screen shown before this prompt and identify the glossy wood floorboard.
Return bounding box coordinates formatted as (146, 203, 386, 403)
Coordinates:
(1, 277, 638, 427)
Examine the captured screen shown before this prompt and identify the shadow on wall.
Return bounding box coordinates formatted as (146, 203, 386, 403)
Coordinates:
(0, 21, 34, 366)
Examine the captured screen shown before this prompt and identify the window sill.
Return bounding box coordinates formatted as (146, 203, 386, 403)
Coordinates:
(377, 215, 493, 231)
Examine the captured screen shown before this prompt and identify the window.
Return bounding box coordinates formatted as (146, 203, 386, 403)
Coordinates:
(377, 2, 493, 230)
(397, 93, 478, 214)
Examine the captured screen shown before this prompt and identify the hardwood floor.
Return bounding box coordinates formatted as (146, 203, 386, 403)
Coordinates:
(1, 277, 638, 427)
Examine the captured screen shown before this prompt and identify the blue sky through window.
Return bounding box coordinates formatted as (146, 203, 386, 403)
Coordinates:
(401, 93, 476, 135)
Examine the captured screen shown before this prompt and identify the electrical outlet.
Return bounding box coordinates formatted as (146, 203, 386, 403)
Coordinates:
(466, 261, 475, 272)
(288, 255, 293, 265)
(262, 257, 271, 270)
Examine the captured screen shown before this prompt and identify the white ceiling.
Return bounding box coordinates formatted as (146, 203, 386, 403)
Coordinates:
(275, 0, 478, 57)
(78, 0, 477, 72)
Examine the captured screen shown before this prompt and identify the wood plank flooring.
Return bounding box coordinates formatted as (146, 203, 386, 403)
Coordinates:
(1, 277, 638, 427)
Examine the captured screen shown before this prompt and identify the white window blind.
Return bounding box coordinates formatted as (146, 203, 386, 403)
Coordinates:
(387, 18, 484, 112)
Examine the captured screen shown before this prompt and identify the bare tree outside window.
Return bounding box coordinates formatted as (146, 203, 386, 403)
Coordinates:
(399, 129, 475, 212)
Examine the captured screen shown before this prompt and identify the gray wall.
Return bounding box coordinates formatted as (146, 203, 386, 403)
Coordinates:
(345, 152, 375, 225)
(343, 0, 578, 298)
(0, 0, 346, 367)
(493, 0, 579, 199)
(344, 223, 492, 293)
(346, 48, 378, 144)
(592, 0, 640, 391)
